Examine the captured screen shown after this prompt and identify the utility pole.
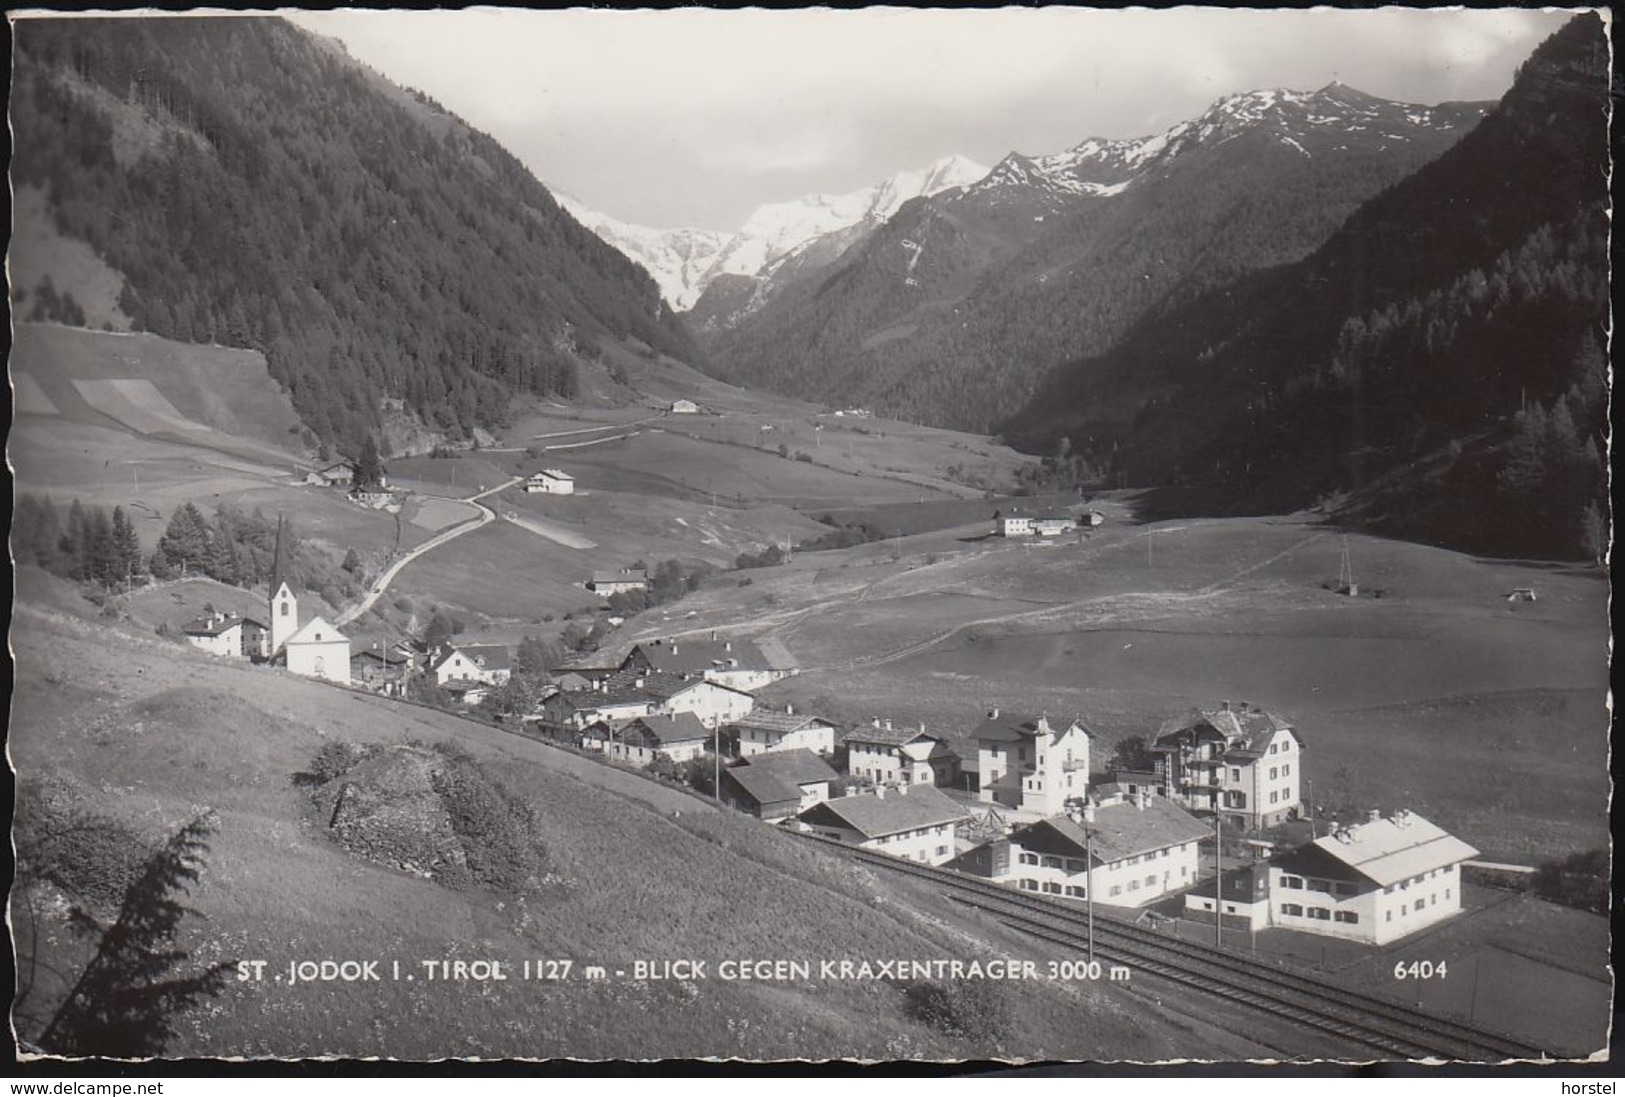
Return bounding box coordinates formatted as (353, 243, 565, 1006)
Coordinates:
(1214, 810, 1223, 947)
(1307, 779, 1316, 838)
(713, 724, 721, 801)
(1085, 827, 1095, 965)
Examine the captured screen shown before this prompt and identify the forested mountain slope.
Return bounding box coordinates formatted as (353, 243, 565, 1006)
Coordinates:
(695, 84, 1486, 431)
(9, 17, 700, 454)
(1005, 14, 1609, 560)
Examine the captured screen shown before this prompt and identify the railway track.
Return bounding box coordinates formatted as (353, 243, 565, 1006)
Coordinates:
(794, 832, 1551, 1062)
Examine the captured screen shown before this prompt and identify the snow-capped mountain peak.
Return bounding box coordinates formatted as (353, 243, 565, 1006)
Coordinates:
(553, 193, 730, 310)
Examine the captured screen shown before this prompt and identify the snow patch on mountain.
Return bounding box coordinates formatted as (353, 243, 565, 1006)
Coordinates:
(555, 194, 728, 310)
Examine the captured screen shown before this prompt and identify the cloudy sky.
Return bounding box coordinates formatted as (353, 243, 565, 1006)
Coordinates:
(292, 7, 1578, 232)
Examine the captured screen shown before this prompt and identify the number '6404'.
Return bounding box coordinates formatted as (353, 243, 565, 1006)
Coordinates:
(1393, 960, 1447, 980)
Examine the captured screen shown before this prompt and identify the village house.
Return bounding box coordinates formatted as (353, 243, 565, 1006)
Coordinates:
(442, 679, 490, 707)
(955, 788, 1209, 907)
(669, 399, 699, 414)
(1185, 810, 1478, 945)
(180, 610, 262, 660)
(797, 784, 971, 865)
(607, 712, 711, 768)
(430, 644, 512, 688)
(525, 468, 574, 495)
(350, 640, 415, 697)
(844, 720, 960, 788)
(638, 671, 755, 729)
(721, 749, 840, 822)
(1149, 701, 1302, 829)
(541, 679, 656, 732)
(349, 485, 395, 508)
(624, 635, 793, 693)
(587, 568, 648, 597)
(731, 706, 838, 757)
(974, 710, 1092, 815)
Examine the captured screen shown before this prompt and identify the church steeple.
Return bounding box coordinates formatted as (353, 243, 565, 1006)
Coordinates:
(268, 515, 298, 654)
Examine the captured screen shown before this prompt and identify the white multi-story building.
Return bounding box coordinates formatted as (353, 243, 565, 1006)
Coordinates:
(733, 707, 838, 757)
(1150, 701, 1302, 829)
(798, 784, 971, 865)
(974, 710, 1091, 815)
(844, 720, 958, 787)
(980, 789, 1209, 908)
(525, 469, 574, 494)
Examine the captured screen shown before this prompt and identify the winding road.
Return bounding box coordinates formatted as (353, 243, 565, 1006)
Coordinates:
(335, 475, 521, 627)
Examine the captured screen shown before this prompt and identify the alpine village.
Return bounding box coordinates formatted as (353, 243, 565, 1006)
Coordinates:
(7, 13, 1611, 1065)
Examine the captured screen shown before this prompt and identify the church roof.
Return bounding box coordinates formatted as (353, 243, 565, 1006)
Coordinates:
(268, 515, 294, 599)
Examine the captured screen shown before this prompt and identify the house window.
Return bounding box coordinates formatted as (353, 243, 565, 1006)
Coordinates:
(1230, 768, 1241, 782)
(1144, 875, 1157, 887)
(1335, 911, 1359, 924)
(1308, 879, 1331, 893)
(1308, 908, 1331, 921)
(1042, 855, 1063, 869)
(1386, 911, 1393, 922)
(280, 602, 289, 617)
(1269, 744, 1277, 754)
(1282, 764, 1291, 776)
(1269, 767, 1278, 780)
(1280, 740, 1290, 751)
(1065, 886, 1086, 898)
(936, 846, 948, 857)
(1445, 889, 1451, 900)
(1043, 882, 1063, 895)
(1128, 879, 1140, 891)
(1415, 896, 1427, 910)
(1019, 852, 1038, 866)
(1281, 876, 1303, 889)
(1109, 885, 1122, 897)
(1224, 904, 1236, 914)
(1269, 791, 1278, 804)
(1127, 855, 1140, 866)
(1281, 903, 1303, 917)
(1019, 879, 1039, 892)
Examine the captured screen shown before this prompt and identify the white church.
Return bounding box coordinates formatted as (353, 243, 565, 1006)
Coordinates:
(268, 518, 351, 685)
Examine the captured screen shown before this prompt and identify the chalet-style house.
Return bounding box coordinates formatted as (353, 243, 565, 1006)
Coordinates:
(638, 672, 755, 729)
(587, 569, 647, 596)
(721, 749, 840, 822)
(431, 644, 512, 688)
(349, 485, 395, 508)
(306, 461, 356, 488)
(951, 788, 1208, 908)
(798, 784, 971, 865)
(181, 610, 268, 660)
(607, 713, 711, 767)
(732, 706, 838, 757)
(1186, 810, 1478, 944)
(350, 640, 415, 697)
(974, 710, 1092, 815)
(526, 468, 574, 495)
(1150, 702, 1302, 829)
(844, 720, 959, 788)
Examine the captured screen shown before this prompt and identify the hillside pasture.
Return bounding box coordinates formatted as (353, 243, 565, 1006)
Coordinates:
(8, 602, 1239, 1061)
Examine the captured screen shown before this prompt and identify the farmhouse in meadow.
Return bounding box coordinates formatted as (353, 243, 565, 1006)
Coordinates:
(526, 468, 574, 494)
(306, 461, 357, 488)
(1149, 701, 1302, 829)
(844, 720, 959, 788)
(670, 399, 699, 414)
(797, 784, 971, 865)
(730, 706, 839, 757)
(974, 709, 1092, 815)
(587, 568, 648, 596)
(1184, 809, 1478, 944)
(992, 509, 1075, 537)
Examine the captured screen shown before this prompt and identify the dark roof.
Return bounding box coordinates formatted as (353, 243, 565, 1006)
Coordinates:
(723, 766, 803, 809)
(591, 570, 647, 586)
(798, 785, 970, 839)
(182, 613, 243, 637)
(268, 514, 293, 598)
(456, 644, 512, 672)
(1153, 705, 1294, 755)
(1016, 798, 1210, 865)
(844, 723, 939, 748)
(630, 637, 775, 676)
(735, 748, 838, 787)
(621, 712, 709, 747)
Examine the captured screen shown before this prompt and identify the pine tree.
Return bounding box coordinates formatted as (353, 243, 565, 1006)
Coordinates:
(112, 506, 145, 583)
(155, 503, 212, 577)
(64, 499, 90, 581)
(87, 508, 120, 588)
(354, 434, 384, 490)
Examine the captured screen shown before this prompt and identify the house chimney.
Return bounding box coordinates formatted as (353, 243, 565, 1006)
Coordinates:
(883, 718, 892, 731)
(1221, 700, 1231, 711)
(1139, 789, 1151, 810)
(989, 707, 999, 720)
(725, 641, 732, 652)
(786, 703, 794, 715)
(872, 717, 881, 728)
(710, 630, 718, 641)
(1367, 809, 1381, 824)
(670, 644, 677, 654)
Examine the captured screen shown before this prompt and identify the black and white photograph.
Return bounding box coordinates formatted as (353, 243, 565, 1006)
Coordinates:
(6, 6, 1613, 1071)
